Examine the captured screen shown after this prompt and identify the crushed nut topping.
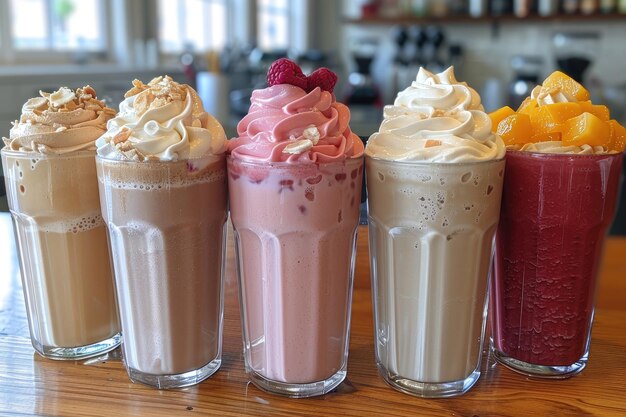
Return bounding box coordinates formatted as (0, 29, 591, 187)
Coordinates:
(124, 75, 188, 116)
(112, 127, 132, 144)
(27, 85, 112, 116)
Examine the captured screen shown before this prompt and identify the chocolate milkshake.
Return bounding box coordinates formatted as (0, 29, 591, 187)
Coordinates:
(365, 67, 505, 397)
(1, 86, 120, 359)
(228, 59, 364, 397)
(96, 76, 228, 388)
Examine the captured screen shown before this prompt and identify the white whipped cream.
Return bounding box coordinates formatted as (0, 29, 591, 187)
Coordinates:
(366, 67, 505, 163)
(96, 76, 226, 163)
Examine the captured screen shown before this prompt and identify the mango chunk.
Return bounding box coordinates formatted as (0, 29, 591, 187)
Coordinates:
(608, 119, 626, 152)
(542, 71, 590, 101)
(544, 102, 585, 123)
(527, 102, 583, 136)
(562, 112, 610, 148)
(489, 106, 515, 133)
(517, 98, 538, 114)
(527, 106, 560, 135)
(579, 101, 610, 121)
(496, 113, 533, 145)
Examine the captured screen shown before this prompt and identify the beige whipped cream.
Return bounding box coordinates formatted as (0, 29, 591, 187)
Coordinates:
(514, 141, 608, 154)
(3, 86, 116, 154)
(530, 85, 575, 106)
(366, 67, 505, 163)
(96, 76, 226, 162)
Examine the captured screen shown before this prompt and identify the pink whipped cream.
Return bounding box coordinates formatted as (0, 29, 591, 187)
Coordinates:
(228, 85, 364, 163)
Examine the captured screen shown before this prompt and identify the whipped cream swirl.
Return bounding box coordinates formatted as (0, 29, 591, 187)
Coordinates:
(366, 67, 505, 162)
(3, 86, 116, 155)
(228, 84, 364, 163)
(96, 76, 226, 163)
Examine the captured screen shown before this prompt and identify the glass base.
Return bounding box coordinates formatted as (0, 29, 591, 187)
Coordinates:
(377, 364, 481, 398)
(247, 369, 347, 398)
(32, 333, 121, 361)
(127, 358, 222, 389)
(491, 344, 587, 379)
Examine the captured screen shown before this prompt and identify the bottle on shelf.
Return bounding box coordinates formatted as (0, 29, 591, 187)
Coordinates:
(430, 0, 449, 17)
(563, 0, 580, 13)
(514, 0, 531, 16)
(580, 0, 598, 14)
(411, 0, 429, 17)
(600, 0, 616, 12)
(538, 0, 559, 15)
(469, 0, 488, 17)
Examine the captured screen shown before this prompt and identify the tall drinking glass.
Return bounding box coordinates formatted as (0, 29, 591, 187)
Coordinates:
(97, 155, 227, 388)
(2, 149, 120, 359)
(228, 157, 363, 397)
(367, 156, 505, 397)
(491, 150, 623, 378)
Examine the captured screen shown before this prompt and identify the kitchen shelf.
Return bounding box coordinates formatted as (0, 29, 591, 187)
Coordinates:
(342, 12, 626, 25)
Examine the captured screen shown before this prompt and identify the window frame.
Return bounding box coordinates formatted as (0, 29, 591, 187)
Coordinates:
(157, 0, 233, 55)
(0, 0, 112, 65)
(0, 0, 311, 67)
(256, 0, 291, 51)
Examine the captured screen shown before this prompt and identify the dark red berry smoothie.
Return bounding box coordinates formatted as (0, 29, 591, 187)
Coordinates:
(491, 150, 623, 368)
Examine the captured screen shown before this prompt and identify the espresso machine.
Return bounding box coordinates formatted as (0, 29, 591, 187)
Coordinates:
(552, 31, 600, 83)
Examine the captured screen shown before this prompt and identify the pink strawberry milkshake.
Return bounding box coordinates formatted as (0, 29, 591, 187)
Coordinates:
(228, 59, 364, 397)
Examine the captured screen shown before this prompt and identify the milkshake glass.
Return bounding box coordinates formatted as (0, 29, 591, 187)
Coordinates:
(95, 76, 228, 388)
(365, 67, 506, 397)
(228, 59, 365, 397)
(491, 151, 622, 377)
(1, 87, 120, 360)
(489, 72, 626, 378)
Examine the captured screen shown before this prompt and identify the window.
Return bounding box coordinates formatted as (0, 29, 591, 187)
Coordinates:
(158, 0, 227, 53)
(257, 0, 289, 51)
(9, 0, 106, 51)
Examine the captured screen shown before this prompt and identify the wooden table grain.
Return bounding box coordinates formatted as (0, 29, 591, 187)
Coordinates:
(1, 212, 625, 416)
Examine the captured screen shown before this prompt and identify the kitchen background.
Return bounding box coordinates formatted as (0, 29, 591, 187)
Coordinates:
(0, 0, 624, 232)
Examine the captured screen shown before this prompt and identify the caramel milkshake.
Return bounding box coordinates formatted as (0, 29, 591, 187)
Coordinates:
(96, 76, 228, 388)
(366, 67, 505, 397)
(2, 86, 120, 359)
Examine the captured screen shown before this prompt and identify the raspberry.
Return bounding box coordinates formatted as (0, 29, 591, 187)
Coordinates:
(267, 58, 307, 90)
(306, 68, 338, 93)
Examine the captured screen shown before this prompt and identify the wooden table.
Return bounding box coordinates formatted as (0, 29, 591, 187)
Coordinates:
(1, 212, 625, 416)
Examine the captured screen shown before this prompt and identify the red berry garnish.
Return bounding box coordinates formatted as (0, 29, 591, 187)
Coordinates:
(267, 58, 307, 90)
(306, 68, 338, 93)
